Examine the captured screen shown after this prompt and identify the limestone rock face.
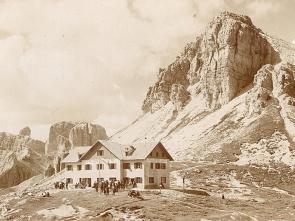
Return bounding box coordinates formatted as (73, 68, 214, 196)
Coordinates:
(170, 84, 190, 111)
(0, 132, 45, 154)
(0, 132, 47, 188)
(142, 43, 195, 113)
(19, 127, 31, 137)
(272, 62, 295, 97)
(142, 12, 280, 113)
(69, 122, 108, 147)
(44, 164, 55, 177)
(45, 122, 76, 155)
(54, 135, 71, 173)
(246, 62, 295, 119)
(46, 121, 108, 173)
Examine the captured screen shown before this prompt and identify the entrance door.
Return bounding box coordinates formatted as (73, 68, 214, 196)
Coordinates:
(80, 178, 92, 187)
(86, 178, 91, 187)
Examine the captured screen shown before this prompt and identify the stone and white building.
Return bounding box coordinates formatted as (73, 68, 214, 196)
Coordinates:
(61, 140, 174, 189)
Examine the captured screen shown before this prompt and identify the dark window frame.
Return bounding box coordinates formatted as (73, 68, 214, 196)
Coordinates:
(123, 163, 130, 169)
(134, 162, 142, 169)
(66, 165, 73, 171)
(155, 163, 160, 169)
(97, 164, 104, 170)
(85, 164, 92, 170)
(135, 177, 143, 183)
(66, 178, 73, 184)
(149, 177, 154, 183)
(109, 163, 116, 169)
(97, 150, 104, 156)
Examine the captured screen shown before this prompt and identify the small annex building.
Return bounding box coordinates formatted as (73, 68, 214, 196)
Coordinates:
(61, 140, 174, 189)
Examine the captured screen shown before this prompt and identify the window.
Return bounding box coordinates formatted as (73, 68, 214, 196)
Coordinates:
(134, 162, 142, 169)
(66, 165, 73, 171)
(162, 152, 165, 157)
(66, 178, 73, 184)
(109, 163, 116, 169)
(97, 178, 104, 182)
(161, 163, 166, 169)
(155, 163, 160, 169)
(161, 177, 166, 183)
(97, 150, 104, 156)
(149, 177, 154, 183)
(77, 165, 82, 171)
(156, 152, 159, 157)
(150, 152, 153, 157)
(109, 177, 117, 182)
(97, 164, 104, 170)
(135, 177, 143, 183)
(85, 164, 92, 170)
(123, 163, 130, 169)
(150, 163, 154, 169)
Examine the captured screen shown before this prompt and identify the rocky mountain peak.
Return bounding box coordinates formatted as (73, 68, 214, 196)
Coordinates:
(19, 126, 31, 137)
(45, 121, 108, 173)
(142, 11, 280, 113)
(209, 11, 254, 27)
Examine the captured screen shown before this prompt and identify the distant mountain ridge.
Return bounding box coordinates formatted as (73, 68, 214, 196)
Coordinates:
(0, 122, 108, 188)
(0, 129, 47, 187)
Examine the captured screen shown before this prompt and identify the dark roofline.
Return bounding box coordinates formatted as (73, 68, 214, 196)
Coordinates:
(78, 140, 174, 161)
(144, 142, 174, 161)
(79, 140, 123, 161)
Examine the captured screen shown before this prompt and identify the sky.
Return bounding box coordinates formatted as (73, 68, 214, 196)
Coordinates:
(0, 0, 295, 141)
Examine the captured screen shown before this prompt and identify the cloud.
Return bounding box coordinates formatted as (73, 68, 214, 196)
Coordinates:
(0, 0, 293, 140)
(0, 0, 207, 139)
(246, 0, 282, 18)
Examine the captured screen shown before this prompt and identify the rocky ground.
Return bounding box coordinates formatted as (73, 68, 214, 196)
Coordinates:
(1, 162, 295, 221)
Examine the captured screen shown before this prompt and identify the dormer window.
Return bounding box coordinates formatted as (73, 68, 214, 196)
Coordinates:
(124, 146, 135, 156)
(97, 150, 104, 156)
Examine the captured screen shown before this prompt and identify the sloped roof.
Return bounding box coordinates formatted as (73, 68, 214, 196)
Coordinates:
(61, 146, 92, 163)
(128, 142, 160, 160)
(91, 140, 173, 161)
(67, 140, 174, 162)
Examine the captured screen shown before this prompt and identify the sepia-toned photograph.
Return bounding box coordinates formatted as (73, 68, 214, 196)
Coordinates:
(0, 0, 295, 220)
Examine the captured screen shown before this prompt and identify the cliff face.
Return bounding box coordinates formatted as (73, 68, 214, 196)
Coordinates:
(0, 132, 45, 154)
(46, 122, 108, 173)
(69, 122, 108, 147)
(142, 12, 280, 113)
(112, 12, 295, 164)
(45, 122, 108, 155)
(45, 122, 76, 155)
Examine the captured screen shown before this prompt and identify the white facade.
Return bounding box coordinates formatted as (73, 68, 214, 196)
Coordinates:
(62, 141, 173, 189)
